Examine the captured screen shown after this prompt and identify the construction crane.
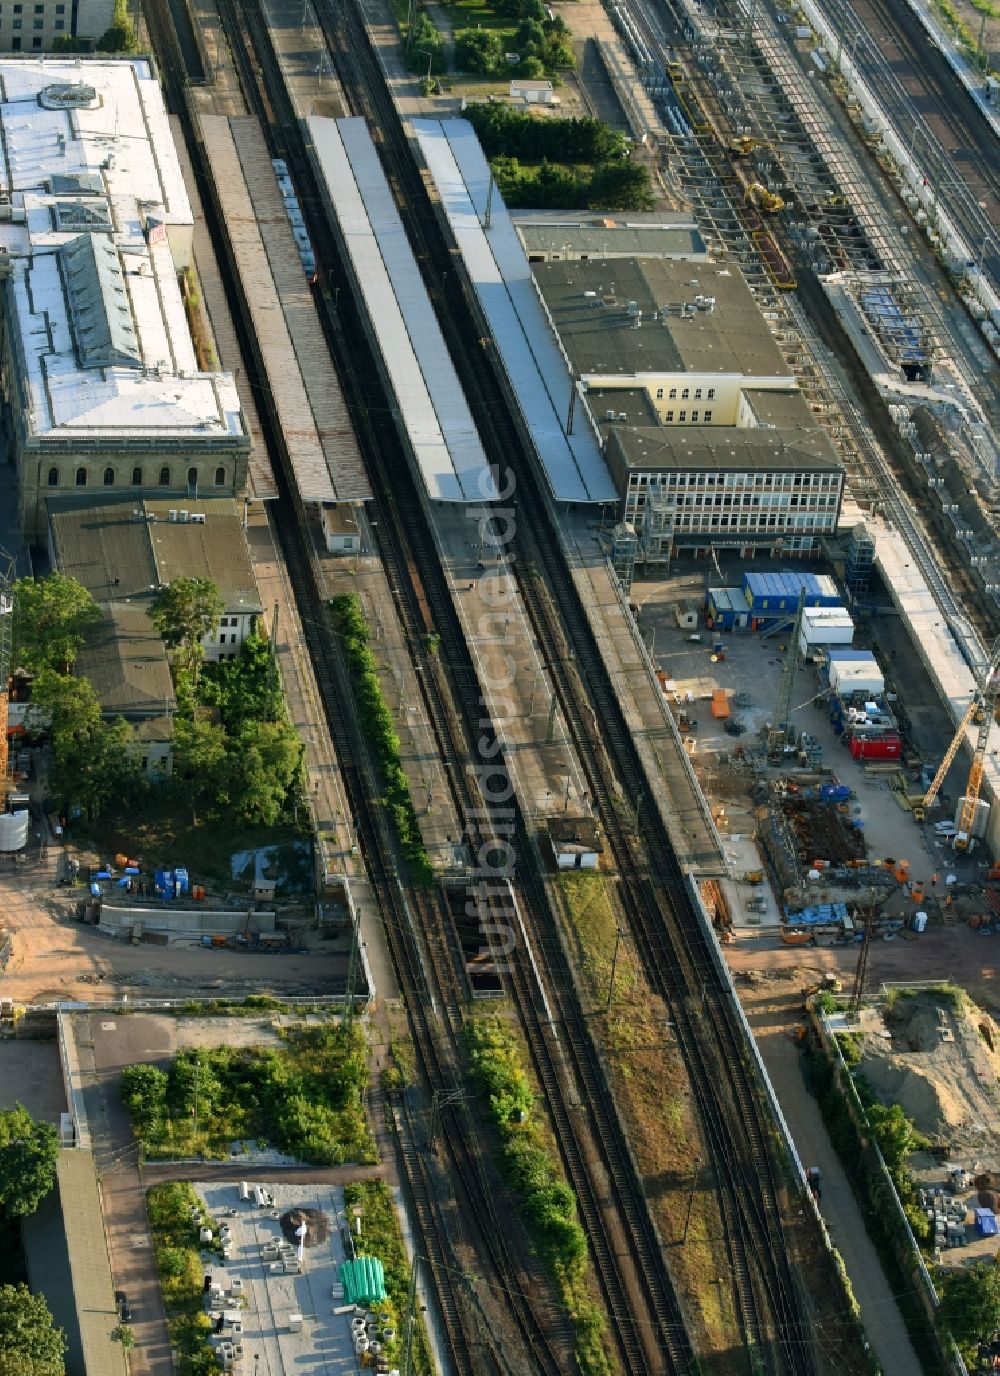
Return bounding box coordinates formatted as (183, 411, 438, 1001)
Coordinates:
(922, 636, 1000, 844)
(767, 591, 806, 758)
(0, 551, 13, 791)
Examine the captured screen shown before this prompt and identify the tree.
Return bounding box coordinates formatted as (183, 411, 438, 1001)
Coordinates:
(587, 161, 654, 211)
(227, 720, 303, 825)
(514, 18, 545, 51)
(96, 22, 135, 50)
(198, 634, 282, 730)
(0, 1285, 66, 1376)
(866, 1101, 917, 1173)
(120, 1064, 169, 1131)
(113, 1324, 134, 1352)
(455, 28, 503, 74)
(171, 715, 229, 823)
(515, 54, 545, 77)
(149, 577, 224, 682)
(30, 673, 146, 819)
(939, 1262, 1000, 1359)
(0, 1108, 58, 1218)
(12, 573, 100, 675)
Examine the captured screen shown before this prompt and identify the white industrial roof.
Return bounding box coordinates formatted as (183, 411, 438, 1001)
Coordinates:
(0, 59, 243, 444)
(413, 118, 617, 505)
(307, 116, 495, 503)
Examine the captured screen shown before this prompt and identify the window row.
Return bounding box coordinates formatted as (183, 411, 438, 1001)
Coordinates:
(631, 471, 840, 489)
(8, 35, 54, 45)
(48, 464, 229, 488)
(664, 410, 712, 423)
(655, 385, 716, 401)
(0, 6, 68, 13)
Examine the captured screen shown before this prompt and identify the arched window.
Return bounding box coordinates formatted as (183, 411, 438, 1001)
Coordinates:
(159, 466, 170, 486)
(214, 466, 226, 487)
(103, 466, 115, 486)
(47, 466, 58, 487)
(75, 467, 87, 487)
(187, 466, 198, 489)
(131, 466, 143, 486)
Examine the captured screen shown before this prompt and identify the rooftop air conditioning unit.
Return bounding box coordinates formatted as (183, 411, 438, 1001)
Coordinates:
(618, 411, 627, 421)
(605, 409, 616, 421)
(191, 513, 206, 524)
(168, 509, 177, 522)
(179, 510, 189, 522)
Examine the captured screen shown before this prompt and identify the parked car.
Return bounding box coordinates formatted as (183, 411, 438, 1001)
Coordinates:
(115, 1291, 132, 1322)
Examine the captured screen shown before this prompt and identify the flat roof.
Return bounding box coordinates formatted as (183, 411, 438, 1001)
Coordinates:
(741, 388, 816, 427)
(531, 259, 791, 380)
(516, 223, 706, 260)
(587, 385, 660, 430)
(606, 425, 843, 472)
(413, 117, 616, 504)
(49, 495, 260, 717)
(49, 495, 260, 610)
(308, 116, 495, 503)
(0, 60, 245, 447)
(22, 1150, 128, 1376)
(76, 601, 176, 719)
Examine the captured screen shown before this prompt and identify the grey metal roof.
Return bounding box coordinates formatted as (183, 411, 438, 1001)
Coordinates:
(516, 223, 706, 260)
(22, 1151, 127, 1376)
(413, 118, 617, 505)
(308, 116, 495, 503)
(50, 173, 103, 196)
(75, 602, 176, 720)
(532, 258, 791, 380)
(59, 233, 141, 369)
(606, 424, 844, 473)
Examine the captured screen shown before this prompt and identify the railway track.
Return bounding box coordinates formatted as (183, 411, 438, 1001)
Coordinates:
(276, 2, 820, 1373)
(222, 1, 701, 1370)
(819, 0, 1000, 283)
(146, 0, 825, 1366)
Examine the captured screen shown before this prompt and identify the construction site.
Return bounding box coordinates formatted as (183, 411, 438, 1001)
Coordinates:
(633, 556, 1000, 964)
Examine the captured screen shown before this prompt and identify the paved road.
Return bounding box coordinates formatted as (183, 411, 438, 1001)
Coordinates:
(743, 989, 921, 1376)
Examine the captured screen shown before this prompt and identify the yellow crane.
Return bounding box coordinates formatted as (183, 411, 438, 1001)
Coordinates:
(922, 637, 1000, 846)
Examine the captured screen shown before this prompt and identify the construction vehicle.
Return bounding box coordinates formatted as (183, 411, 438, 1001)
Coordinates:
(922, 637, 1000, 847)
(729, 135, 767, 157)
(745, 182, 785, 213)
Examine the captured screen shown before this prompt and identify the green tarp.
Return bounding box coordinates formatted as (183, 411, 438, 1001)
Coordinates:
(339, 1255, 387, 1306)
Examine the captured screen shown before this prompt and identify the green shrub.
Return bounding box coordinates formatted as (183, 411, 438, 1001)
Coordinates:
(466, 1017, 611, 1372)
(329, 594, 432, 883)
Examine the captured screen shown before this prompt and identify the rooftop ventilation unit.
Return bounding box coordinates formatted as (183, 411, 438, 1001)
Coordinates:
(168, 508, 178, 522)
(191, 513, 206, 524)
(179, 510, 189, 523)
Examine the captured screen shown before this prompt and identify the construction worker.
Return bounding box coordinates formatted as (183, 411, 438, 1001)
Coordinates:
(931, 872, 940, 887)
(945, 894, 954, 909)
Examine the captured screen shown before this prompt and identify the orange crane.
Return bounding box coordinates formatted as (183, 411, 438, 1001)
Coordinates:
(922, 637, 1000, 846)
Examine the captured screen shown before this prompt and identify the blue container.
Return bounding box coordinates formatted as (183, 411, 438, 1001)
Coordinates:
(174, 867, 190, 896)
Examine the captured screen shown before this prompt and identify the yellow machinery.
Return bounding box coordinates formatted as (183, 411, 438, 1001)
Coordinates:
(744, 182, 785, 213)
(730, 135, 767, 157)
(922, 637, 1000, 844)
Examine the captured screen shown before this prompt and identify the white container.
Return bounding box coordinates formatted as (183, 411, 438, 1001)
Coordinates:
(199, 1227, 213, 1243)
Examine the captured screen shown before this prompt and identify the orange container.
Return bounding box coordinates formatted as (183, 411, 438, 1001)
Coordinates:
(711, 688, 730, 719)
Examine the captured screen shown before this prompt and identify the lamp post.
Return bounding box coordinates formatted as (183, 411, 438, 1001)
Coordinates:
(417, 48, 434, 83)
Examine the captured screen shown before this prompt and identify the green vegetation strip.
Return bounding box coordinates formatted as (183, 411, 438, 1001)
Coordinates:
(807, 1013, 947, 1375)
(463, 104, 653, 211)
(122, 1022, 375, 1164)
(147, 1182, 219, 1376)
(343, 1180, 433, 1374)
(466, 1016, 613, 1376)
(329, 593, 433, 883)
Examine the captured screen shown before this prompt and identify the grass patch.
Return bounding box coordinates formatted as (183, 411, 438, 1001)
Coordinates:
(147, 1181, 219, 1376)
(555, 872, 739, 1370)
(329, 593, 432, 884)
(343, 1180, 433, 1374)
(122, 1021, 375, 1164)
(466, 1014, 613, 1376)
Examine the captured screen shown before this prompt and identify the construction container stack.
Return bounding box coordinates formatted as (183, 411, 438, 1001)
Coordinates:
(825, 649, 901, 761)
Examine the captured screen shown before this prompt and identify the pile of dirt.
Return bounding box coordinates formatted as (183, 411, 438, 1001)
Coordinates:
(279, 1207, 330, 1249)
(858, 993, 1000, 1150)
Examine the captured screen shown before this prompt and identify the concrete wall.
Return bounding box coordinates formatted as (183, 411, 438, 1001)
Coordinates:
(99, 906, 276, 938)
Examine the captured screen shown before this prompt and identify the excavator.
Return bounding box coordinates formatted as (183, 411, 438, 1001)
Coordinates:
(744, 182, 785, 214)
(729, 135, 768, 158)
(922, 636, 1000, 849)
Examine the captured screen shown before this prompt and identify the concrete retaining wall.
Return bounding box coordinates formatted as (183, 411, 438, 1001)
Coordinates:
(99, 906, 276, 938)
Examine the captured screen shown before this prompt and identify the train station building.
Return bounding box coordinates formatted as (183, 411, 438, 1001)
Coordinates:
(0, 59, 250, 542)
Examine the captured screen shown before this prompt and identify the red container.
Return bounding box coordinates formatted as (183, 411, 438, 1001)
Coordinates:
(849, 734, 901, 760)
